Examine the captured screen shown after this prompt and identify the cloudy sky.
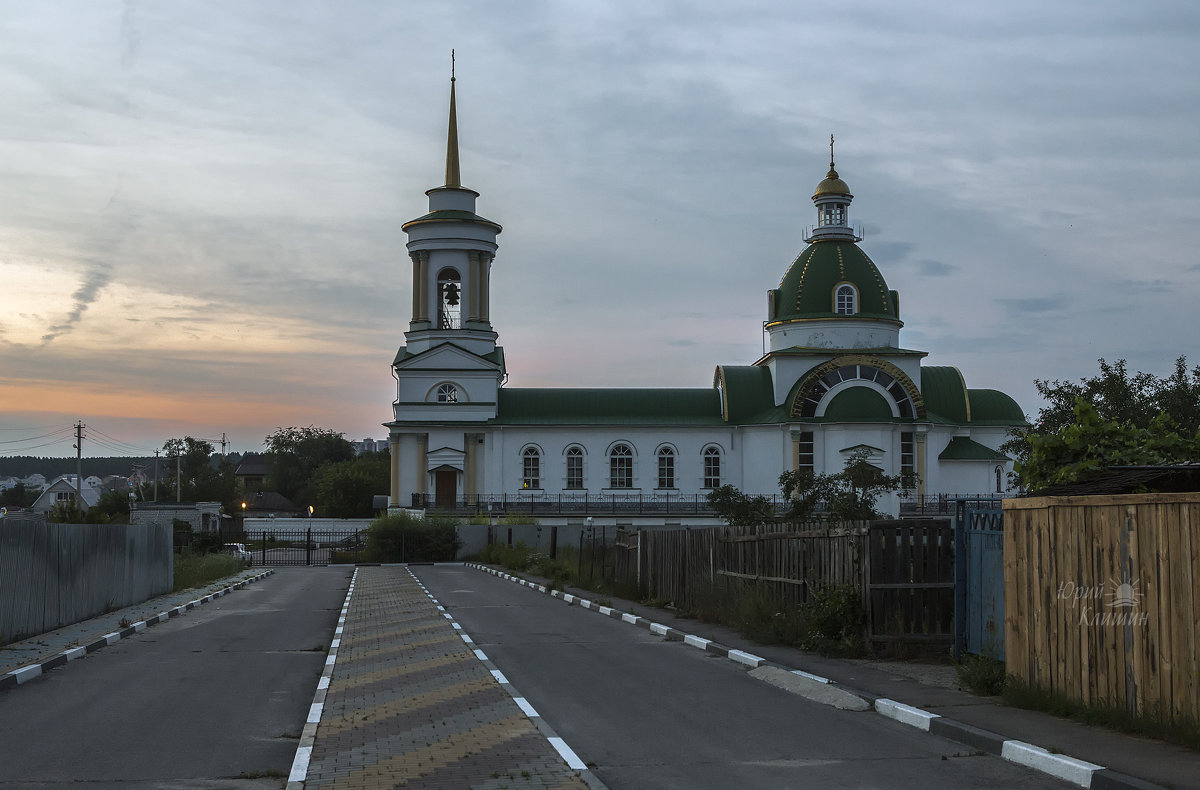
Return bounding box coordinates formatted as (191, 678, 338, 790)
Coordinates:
(1, 0, 1197, 458)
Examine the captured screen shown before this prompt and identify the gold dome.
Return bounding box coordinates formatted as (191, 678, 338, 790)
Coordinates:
(814, 165, 851, 197)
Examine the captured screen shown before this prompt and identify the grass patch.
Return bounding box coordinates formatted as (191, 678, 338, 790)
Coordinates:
(954, 653, 1007, 696)
(173, 553, 245, 592)
(1004, 678, 1200, 750)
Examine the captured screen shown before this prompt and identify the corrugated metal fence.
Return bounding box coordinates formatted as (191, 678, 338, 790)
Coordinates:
(0, 515, 173, 644)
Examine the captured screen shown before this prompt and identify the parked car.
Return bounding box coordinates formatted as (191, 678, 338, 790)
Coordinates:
(224, 543, 252, 564)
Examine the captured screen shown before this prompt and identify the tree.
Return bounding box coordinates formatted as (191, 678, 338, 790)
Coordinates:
(1015, 398, 1200, 492)
(159, 437, 238, 511)
(780, 448, 914, 521)
(264, 426, 355, 506)
(1006, 357, 1200, 490)
(705, 485, 776, 526)
(707, 449, 915, 525)
(312, 452, 390, 517)
(0, 482, 38, 509)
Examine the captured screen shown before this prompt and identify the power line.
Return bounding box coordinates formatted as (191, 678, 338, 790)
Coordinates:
(0, 427, 77, 445)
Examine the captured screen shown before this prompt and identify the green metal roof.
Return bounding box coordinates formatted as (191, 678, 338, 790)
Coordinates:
(716, 365, 775, 423)
(939, 436, 1011, 461)
(921, 366, 970, 424)
(823, 386, 893, 420)
(494, 388, 723, 425)
(772, 242, 900, 324)
(401, 209, 503, 233)
(967, 389, 1027, 425)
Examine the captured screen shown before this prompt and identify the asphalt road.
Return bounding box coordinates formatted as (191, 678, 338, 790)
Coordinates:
(0, 567, 351, 789)
(413, 565, 1072, 790)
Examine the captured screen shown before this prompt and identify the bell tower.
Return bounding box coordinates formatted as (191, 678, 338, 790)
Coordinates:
(400, 64, 503, 357)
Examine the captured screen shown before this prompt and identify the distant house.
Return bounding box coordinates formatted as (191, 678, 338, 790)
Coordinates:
(31, 475, 102, 516)
(235, 455, 269, 495)
(21, 474, 46, 491)
(240, 490, 304, 518)
(0, 476, 17, 491)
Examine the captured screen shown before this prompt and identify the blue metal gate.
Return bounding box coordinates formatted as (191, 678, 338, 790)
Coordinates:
(953, 500, 1005, 659)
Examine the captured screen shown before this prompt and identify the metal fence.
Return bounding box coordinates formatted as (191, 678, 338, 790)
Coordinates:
(221, 528, 367, 567)
(0, 515, 173, 645)
(411, 492, 792, 517)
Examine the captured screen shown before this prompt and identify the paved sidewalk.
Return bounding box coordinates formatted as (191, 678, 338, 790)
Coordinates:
(300, 566, 591, 789)
(0, 567, 269, 681)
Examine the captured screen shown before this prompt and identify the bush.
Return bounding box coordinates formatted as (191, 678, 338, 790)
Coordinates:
(955, 653, 1007, 696)
(800, 583, 864, 656)
(364, 512, 461, 562)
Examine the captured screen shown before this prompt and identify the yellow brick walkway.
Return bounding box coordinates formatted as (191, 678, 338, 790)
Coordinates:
(303, 566, 589, 789)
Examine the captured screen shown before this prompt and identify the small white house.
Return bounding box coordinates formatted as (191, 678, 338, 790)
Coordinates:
(31, 475, 102, 516)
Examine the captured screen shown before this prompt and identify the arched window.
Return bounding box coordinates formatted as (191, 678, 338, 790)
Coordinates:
(995, 466, 1003, 494)
(566, 447, 584, 489)
(437, 267, 461, 329)
(522, 447, 541, 490)
(435, 383, 458, 403)
(835, 284, 857, 315)
(609, 444, 633, 489)
(702, 446, 722, 488)
(657, 446, 676, 489)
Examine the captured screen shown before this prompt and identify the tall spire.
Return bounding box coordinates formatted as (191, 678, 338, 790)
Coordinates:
(444, 50, 461, 188)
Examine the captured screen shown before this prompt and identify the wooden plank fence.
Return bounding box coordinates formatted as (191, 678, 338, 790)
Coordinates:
(1005, 494, 1200, 723)
(624, 519, 954, 645)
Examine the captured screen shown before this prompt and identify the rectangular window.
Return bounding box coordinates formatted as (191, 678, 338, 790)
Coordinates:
(657, 454, 675, 489)
(703, 452, 721, 489)
(610, 456, 632, 488)
(901, 431, 914, 478)
(523, 455, 540, 490)
(566, 452, 583, 489)
(796, 431, 815, 472)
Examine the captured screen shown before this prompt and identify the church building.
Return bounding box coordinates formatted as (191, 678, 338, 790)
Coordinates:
(385, 80, 1025, 522)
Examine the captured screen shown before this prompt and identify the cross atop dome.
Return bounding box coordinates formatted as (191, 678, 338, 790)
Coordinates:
(806, 134, 860, 242)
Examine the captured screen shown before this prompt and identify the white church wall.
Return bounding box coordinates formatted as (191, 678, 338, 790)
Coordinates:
(768, 319, 900, 353)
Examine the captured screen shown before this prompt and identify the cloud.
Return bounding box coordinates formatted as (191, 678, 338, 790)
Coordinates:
(915, 259, 957, 277)
(996, 297, 1062, 314)
(41, 262, 113, 344)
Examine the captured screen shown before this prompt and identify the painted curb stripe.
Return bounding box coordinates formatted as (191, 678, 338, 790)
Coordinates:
(875, 699, 941, 731)
(1, 570, 274, 693)
(549, 736, 588, 771)
(1002, 741, 1103, 787)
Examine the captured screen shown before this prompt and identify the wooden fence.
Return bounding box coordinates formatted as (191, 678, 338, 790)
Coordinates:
(630, 519, 953, 645)
(1005, 494, 1200, 722)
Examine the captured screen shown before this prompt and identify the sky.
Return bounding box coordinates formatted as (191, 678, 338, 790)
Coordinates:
(1, 0, 1198, 459)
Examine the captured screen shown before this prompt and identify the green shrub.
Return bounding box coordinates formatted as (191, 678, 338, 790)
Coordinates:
(800, 583, 864, 656)
(955, 653, 1007, 695)
(364, 512, 461, 562)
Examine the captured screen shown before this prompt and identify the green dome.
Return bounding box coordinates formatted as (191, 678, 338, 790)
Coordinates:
(771, 241, 900, 324)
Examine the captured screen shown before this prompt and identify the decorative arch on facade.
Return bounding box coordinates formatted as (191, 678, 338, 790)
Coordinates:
(608, 442, 635, 489)
(789, 356, 925, 420)
(426, 381, 466, 403)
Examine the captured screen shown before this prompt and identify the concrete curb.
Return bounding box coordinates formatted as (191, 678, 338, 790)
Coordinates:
(287, 567, 357, 790)
(466, 562, 1167, 790)
(0, 569, 275, 693)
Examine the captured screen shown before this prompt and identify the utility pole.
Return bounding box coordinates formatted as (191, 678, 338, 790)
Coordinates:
(176, 452, 182, 503)
(153, 450, 159, 502)
(74, 421, 84, 505)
